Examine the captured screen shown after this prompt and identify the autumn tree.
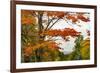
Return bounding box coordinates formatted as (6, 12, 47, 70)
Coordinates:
(21, 10, 90, 62)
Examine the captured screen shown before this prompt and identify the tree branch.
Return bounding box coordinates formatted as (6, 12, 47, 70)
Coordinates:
(47, 18, 60, 30)
(44, 17, 55, 30)
(48, 18, 55, 24)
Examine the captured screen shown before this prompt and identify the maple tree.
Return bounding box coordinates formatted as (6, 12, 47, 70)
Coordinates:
(21, 10, 90, 62)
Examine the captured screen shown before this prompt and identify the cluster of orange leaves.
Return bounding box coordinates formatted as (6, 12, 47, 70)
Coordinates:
(24, 46, 33, 56)
(24, 41, 59, 56)
(66, 13, 90, 23)
(47, 11, 65, 18)
(47, 11, 89, 23)
(42, 28, 80, 38)
(21, 10, 36, 25)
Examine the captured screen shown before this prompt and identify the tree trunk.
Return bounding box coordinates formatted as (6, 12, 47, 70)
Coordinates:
(38, 13, 45, 41)
(36, 12, 45, 62)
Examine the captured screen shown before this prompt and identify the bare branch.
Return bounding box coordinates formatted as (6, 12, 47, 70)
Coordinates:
(44, 17, 55, 30)
(48, 18, 55, 24)
(47, 18, 60, 30)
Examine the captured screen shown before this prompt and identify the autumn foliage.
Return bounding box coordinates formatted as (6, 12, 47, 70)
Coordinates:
(47, 11, 65, 18)
(43, 28, 80, 37)
(21, 10, 36, 25)
(21, 10, 90, 62)
(66, 13, 90, 23)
